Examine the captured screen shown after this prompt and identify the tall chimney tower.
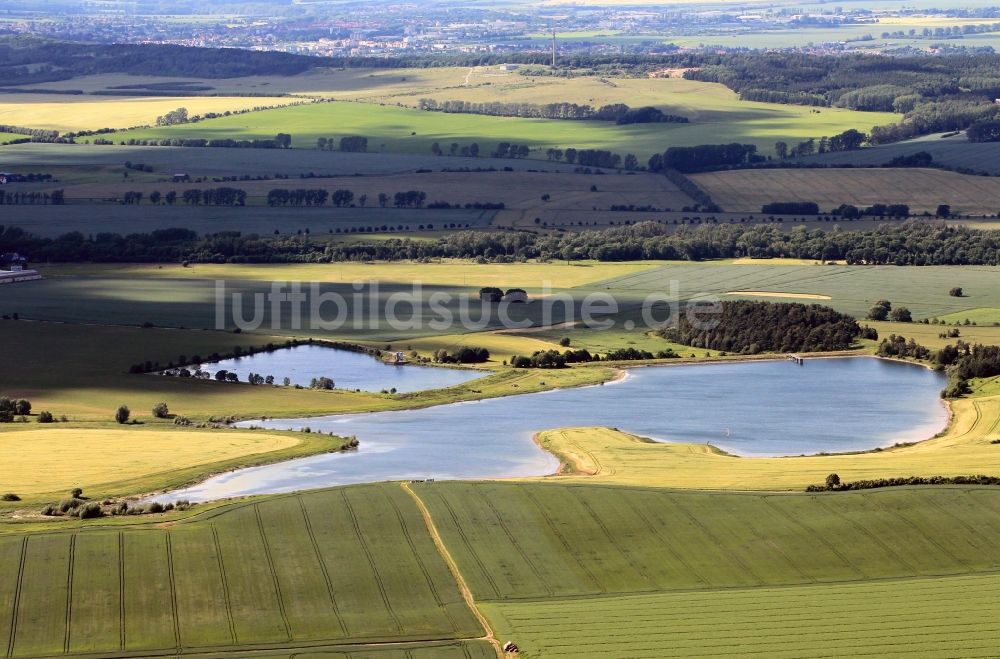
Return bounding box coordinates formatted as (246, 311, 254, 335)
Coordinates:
(551, 29, 557, 68)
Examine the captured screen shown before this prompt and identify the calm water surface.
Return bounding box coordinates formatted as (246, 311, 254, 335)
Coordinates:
(197, 344, 484, 393)
(161, 357, 948, 502)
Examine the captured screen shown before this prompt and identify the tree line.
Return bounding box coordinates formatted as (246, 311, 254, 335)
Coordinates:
(4, 221, 1000, 266)
(416, 99, 687, 124)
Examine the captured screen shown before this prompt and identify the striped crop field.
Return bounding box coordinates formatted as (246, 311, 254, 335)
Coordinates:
(416, 482, 1000, 601)
(482, 572, 1000, 658)
(0, 484, 483, 657)
(690, 167, 1000, 215)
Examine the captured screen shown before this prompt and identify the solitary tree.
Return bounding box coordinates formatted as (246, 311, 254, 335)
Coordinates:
(949, 287, 964, 297)
(867, 300, 892, 321)
(115, 405, 130, 424)
(890, 307, 913, 323)
(152, 402, 169, 418)
(825, 473, 841, 489)
(936, 204, 951, 218)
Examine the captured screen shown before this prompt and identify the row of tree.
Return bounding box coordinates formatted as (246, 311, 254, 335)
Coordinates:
(416, 99, 688, 124)
(317, 136, 368, 152)
(0, 190, 64, 205)
(5, 222, 1000, 266)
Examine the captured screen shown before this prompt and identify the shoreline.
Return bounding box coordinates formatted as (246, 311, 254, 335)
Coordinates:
(148, 353, 947, 504)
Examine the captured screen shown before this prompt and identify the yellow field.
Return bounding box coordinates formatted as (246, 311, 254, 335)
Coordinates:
(43, 260, 662, 289)
(729, 257, 844, 265)
(400, 331, 562, 363)
(692, 168, 1000, 215)
(0, 427, 298, 498)
(535, 376, 1000, 490)
(0, 94, 301, 132)
(725, 290, 832, 300)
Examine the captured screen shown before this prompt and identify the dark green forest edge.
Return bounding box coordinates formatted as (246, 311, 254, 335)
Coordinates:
(3, 222, 999, 265)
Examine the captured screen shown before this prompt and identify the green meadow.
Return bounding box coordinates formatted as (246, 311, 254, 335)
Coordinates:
(114, 98, 896, 160)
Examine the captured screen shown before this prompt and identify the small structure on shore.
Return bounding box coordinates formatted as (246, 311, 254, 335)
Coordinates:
(385, 351, 408, 365)
(0, 253, 41, 284)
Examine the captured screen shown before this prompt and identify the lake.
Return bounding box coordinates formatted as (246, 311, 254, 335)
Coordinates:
(158, 357, 949, 503)
(195, 344, 485, 393)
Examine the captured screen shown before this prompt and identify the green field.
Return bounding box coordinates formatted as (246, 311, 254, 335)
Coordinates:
(795, 132, 1000, 174)
(418, 482, 1000, 601)
(6, 481, 1000, 657)
(0, 484, 489, 657)
(483, 573, 1000, 658)
(114, 98, 896, 160)
(587, 261, 1000, 321)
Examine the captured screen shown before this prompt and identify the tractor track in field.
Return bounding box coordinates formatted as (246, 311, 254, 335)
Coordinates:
(296, 498, 348, 638)
(401, 482, 503, 659)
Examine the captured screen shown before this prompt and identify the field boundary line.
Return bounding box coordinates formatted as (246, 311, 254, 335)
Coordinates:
(296, 497, 348, 638)
(401, 482, 503, 659)
(117, 533, 125, 652)
(252, 504, 293, 642)
(164, 532, 182, 651)
(63, 534, 76, 654)
(5, 537, 27, 658)
(339, 489, 403, 633)
(210, 524, 238, 646)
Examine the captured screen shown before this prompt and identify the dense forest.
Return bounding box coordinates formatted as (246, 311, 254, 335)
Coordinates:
(660, 300, 864, 354)
(686, 53, 1000, 143)
(0, 36, 320, 86)
(3, 221, 998, 266)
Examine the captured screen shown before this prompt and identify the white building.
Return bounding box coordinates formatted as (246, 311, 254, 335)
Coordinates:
(0, 269, 42, 284)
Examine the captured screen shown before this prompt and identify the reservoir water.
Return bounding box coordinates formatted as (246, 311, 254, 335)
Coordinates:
(195, 344, 485, 393)
(160, 357, 948, 502)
